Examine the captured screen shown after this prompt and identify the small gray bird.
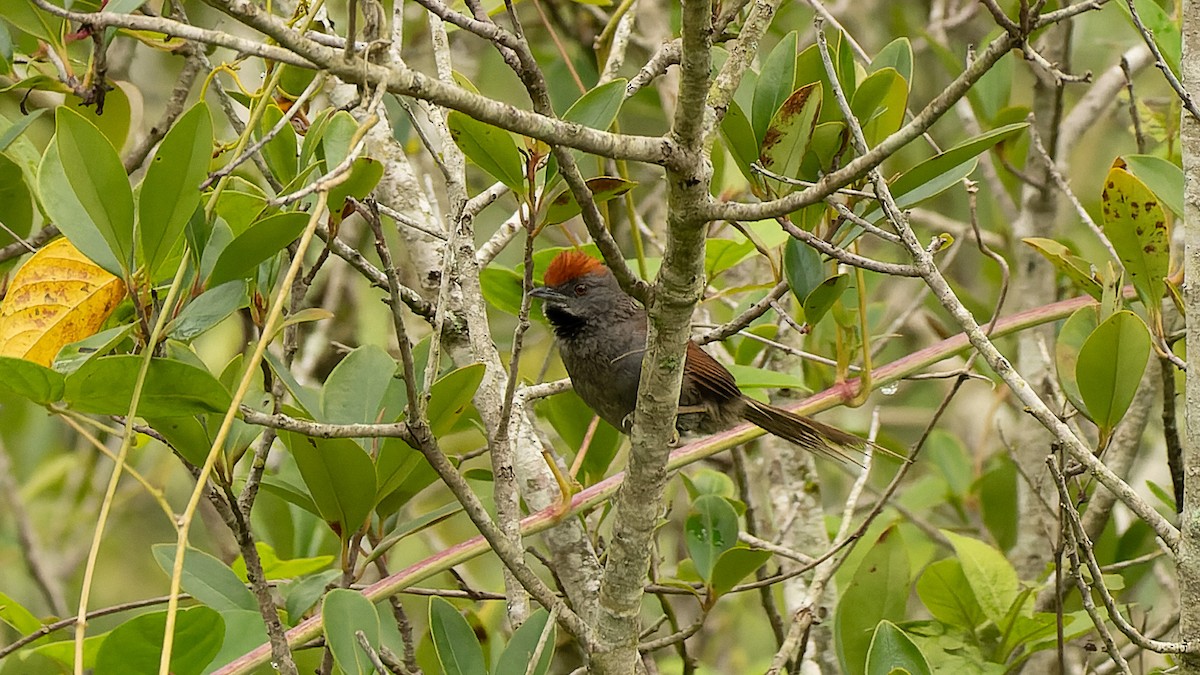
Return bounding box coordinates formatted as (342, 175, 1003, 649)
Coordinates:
(530, 250, 866, 458)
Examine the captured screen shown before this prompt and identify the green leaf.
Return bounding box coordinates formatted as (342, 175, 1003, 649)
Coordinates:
(374, 445, 438, 517)
(804, 121, 849, 176)
(260, 475, 322, 517)
(139, 102, 212, 278)
(976, 458, 1019, 551)
(1101, 164, 1170, 315)
(926, 430, 972, 499)
(710, 546, 772, 596)
(150, 544, 257, 612)
(1076, 310, 1151, 438)
(0, 355, 64, 403)
(870, 38, 913, 84)
(862, 122, 1028, 222)
(429, 596, 486, 675)
(803, 274, 850, 327)
(725, 363, 808, 391)
(562, 79, 626, 130)
(166, 280, 249, 341)
(1123, 154, 1183, 219)
(428, 363, 485, 435)
(145, 415, 212, 466)
(479, 265, 524, 316)
(941, 530, 1020, 626)
(37, 135, 124, 276)
(685, 494, 740, 583)
(752, 31, 798, 145)
(65, 355, 232, 417)
(850, 68, 907, 148)
(208, 211, 309, 287)
(447, 111, 525, 194)
(833, 32, 856, 103)
(784, 237, 828, 305)
(970, 51, 1013, 123)
(0, 108, 46, 155)
(281, 431, 377, 539)
(999, 611, 1061, 660)
(284, 569, 341, 621)
(52, 323, 134, 376)
(720, 99, 760, 184)
(323, 588, 381, 675)
(265, 350, 321, 417)
(1022, 238, 1103, 300)
(916, 558, 985, 628)
(298, 108, 334, 171)
(206, 609, 270, 672)
(705, 238, 756, 278)
(682, 468, 736, 500)
(214, 183, 267, 237)
(231, 542, 334, 581)
(55, 106, 135, 273)
(1055, 305, 1100, 419)
(0, 590, 42, 634)
(257, 104, 298, 186)
(320, 110, 359, 171)
(1118, 0, 1180, 78)
(75, 82, 132, 153)
(24, 636, 103, 672)
(321, 344, 399, 425)
(0, 153, 31, 245)
(93, 606, 224, 675)
(542, 176, 637, 226)
(494, 608, 556, 675)
(328, 156, 384, 210)
(758, 83, 822, 190)
(865, 621, 932, 675)
(836, 527, 910, 675)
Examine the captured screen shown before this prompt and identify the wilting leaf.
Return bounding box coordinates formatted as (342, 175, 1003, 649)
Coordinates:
(0, 238, 126, 366)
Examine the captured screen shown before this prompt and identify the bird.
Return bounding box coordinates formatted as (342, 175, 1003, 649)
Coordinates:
(529, 250, 867, 459)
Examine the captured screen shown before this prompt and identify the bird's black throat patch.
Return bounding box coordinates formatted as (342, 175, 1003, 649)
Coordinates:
(544, 304, 587, 340)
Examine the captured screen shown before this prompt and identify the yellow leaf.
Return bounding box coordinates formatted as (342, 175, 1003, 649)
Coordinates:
(0, 238, 127, 366)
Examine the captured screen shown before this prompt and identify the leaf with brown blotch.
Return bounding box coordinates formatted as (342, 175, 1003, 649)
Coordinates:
(1100, 163, 1170, 331)
(0, 238, 127, 366)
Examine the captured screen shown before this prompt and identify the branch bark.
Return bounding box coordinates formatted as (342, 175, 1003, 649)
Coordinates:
(1178, 0, 1200, 666)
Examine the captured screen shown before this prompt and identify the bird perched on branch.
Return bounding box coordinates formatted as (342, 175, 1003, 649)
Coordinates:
(530, 250, 867, 459)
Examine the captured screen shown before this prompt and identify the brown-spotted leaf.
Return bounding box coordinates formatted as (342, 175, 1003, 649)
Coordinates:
(1100, 162, 1169, 319)
(758, 83, 822, 192)
(0, 238, 127, 366)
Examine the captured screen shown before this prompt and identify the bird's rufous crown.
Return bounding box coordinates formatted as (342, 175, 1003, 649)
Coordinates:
(543, 251, 607, 286)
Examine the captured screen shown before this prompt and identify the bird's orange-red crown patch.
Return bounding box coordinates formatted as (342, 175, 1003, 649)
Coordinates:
(543, 251, 607, 286)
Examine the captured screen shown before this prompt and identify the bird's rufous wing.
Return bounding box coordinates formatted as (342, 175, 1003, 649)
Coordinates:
(685, 341, 742, 402)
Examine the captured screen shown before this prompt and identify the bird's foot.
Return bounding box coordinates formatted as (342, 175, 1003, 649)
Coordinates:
(540, 449, 581, 522)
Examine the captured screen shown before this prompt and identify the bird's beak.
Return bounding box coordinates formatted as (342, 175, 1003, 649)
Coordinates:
(529, 287, 568, 302)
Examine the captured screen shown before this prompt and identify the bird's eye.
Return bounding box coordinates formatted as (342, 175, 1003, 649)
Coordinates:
(573, 283, 588, 296)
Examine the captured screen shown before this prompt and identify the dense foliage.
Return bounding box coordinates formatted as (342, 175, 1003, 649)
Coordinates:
(0, 0, 1194, 673)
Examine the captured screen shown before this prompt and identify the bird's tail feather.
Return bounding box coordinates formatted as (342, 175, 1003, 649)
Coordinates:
(740, 397, 899, 464)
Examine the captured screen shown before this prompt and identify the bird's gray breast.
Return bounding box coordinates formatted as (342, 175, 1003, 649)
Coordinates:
(559, 326, 644, 432)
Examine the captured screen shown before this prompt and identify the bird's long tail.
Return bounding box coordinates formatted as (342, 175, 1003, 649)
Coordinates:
(740, 397, 879, 463)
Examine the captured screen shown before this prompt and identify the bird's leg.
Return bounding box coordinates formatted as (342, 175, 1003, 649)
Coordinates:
(542, 446, 580, 521)
(542, 418, 596, 521)
(567, 416, 601, 480)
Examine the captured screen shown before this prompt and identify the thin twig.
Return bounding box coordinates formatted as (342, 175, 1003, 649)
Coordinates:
(1123, 0, 1200, 120)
